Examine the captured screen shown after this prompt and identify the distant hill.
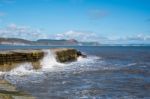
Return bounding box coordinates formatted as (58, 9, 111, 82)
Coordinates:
(0, 38, 33, 45)
(79, 42, 100, 46)
(0, 38, 100, 46)
(37, 39, 78, 45)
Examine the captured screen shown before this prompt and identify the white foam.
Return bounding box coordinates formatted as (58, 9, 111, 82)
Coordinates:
(40, 50, 64, 70)
(77, 56, 100, 64)
(5, 49, 65, 76)
(8, 63, 35, 76)
(2, 50, 101, 78)
(0, 71, 6, 76)
(63, 55, 101, 71)
(127, 63, 137, 67)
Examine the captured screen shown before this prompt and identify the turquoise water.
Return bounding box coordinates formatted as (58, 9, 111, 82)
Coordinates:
(1, 46, 150, 99)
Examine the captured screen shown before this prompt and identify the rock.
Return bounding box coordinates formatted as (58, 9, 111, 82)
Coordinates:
(0, 80, 17, 92)
(53, 48, 87, 62)
(0, 48, 87, 98)
(0, 80, 35, 99)
(0, 48, 86, 71)
(0, 50, 44, 71)
(53, 48, 78, 62)
(77, 51, 87, 58)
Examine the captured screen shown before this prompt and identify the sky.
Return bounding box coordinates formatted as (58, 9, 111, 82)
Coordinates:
(0, 0, 150, 44)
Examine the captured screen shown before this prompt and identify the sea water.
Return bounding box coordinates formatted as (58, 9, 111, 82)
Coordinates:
(0, 46, 150, 99)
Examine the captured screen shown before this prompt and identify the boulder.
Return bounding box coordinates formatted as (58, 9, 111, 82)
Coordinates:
(77, 51, 87, 58)
(53, 48, 78, 62)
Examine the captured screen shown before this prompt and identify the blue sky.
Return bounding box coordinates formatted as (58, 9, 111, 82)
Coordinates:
(0, 0, 150, 44)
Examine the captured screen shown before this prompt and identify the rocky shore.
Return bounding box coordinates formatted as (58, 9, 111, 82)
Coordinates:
(0, 48, 85, 71)
(0, 50, 44, 71)
(0, 48, 86, 99)
(53, 48, 84, 62)
(0, 79, 35, 99)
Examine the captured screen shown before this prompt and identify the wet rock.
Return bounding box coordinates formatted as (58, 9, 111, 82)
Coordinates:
(0, 50, 44, 71)
(0, 48, 86, 71)
(53, 48, 86, 63)
(31, 61, 41, 70)
(77, 51, 87, 58)
(53, 48, 78, 62)
(0, 80, 35, 99)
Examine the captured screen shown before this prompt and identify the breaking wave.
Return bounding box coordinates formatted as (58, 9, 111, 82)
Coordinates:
(40, 50, 64, 70)
(1, 49, 100, 82)
(2, 50, 63, 76)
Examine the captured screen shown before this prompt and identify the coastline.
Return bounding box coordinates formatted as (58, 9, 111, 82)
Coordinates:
(0, 48, 84, 98)
(0, 79, 35, 99)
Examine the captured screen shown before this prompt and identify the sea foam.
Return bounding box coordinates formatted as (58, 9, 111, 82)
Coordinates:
(1, 49, 100, 78)
(3, 49, 64, 76)
(40, 49, 64, 70)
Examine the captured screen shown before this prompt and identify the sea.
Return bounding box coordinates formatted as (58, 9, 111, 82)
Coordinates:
(0, 45, 150, 99)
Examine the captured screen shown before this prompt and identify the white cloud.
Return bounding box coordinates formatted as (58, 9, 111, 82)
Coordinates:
(0, 24, 149, 44)
(0, 24, 103, 42)
(125, 34, 150, 41)
(105, 34, 150, 44)
(53, 30, 104, 42)
(0, 24, 50, 40)
(107, 34, 150, 41)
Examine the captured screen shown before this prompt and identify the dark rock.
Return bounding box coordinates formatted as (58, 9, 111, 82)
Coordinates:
(0, 50, 44, 71)
(53, 48, 78, 62)
(53, 48, 87, 63)
(77, 51, 87, 58)
(0, 48, 86, 71)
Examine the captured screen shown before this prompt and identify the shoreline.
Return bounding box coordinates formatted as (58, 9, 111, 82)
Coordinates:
(0, 48, 83, 71)
(0, 48, 84, 99)
(0, 79, 35, 99)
